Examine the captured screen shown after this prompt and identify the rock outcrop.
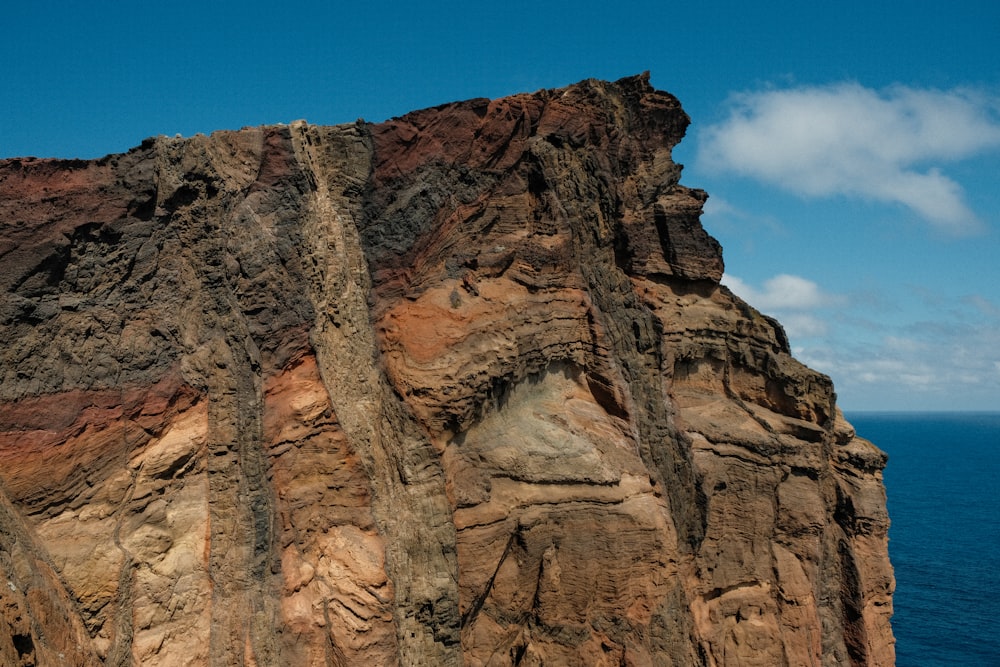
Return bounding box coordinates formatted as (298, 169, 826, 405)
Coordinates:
(0, 74, 893, 666)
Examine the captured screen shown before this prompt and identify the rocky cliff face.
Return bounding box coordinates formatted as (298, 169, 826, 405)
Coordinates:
(0, 74, 893, 666)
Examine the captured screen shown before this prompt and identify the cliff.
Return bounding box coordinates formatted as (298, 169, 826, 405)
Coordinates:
(0, 74, 893, 666)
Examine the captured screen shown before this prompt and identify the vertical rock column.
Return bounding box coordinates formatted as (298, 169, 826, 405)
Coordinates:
(521, 92, 707, 661)
(151, 135, 280, 665)
(290, 121, 461, 666)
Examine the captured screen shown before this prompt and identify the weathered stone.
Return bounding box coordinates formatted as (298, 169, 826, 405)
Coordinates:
(0, 74, 893, 665)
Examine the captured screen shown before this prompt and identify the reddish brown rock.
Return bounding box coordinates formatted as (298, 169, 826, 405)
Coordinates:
(0, 74, 893, 665)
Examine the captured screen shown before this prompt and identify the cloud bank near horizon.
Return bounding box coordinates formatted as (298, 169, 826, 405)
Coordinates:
(697, 82, 1000, 234)
(725, 272, 1000, 410)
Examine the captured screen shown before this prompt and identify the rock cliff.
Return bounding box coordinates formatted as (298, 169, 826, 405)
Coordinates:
(0, 74, 893, 666)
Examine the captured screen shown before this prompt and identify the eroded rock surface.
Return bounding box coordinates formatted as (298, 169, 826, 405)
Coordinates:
(0, 74, 893, 665)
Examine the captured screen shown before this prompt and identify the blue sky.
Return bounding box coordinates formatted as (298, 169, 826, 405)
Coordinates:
(3, 1, 998, 411)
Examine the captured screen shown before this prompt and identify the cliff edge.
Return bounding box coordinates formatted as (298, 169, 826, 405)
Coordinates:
(0, 74, 893, 666)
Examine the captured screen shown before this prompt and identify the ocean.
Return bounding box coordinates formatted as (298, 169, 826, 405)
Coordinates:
(848, 412, 1000, 667)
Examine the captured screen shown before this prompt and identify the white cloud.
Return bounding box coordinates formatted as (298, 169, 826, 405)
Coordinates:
(965, 294, 1000, 318)
(722, 273, 837, 311)
(723, 277, 1000, 403)
(700, 195, 785, 236)
(722, 273, 843, 342)
(778, 313, 829, 339)
(698, 82, 1000, 233)
(796, 319, 1000, 410)
(883, 335, 928, 354)
(701, 196, 739, 219)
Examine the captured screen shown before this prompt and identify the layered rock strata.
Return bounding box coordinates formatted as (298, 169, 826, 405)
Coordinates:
(0, 74, 893, 666)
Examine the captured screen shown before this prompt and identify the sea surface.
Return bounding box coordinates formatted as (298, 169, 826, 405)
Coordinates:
(848, 412, 1000, 667)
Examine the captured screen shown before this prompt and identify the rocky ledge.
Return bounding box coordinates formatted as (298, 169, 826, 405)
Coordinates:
(0, 74, 893, 666)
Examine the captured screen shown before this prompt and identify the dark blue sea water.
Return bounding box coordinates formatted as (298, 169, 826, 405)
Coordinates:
(848, 412, 1000, 667)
